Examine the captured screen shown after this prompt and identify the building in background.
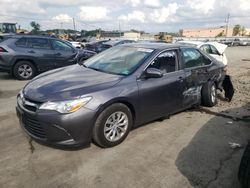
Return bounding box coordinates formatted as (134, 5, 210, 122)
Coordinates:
(123, 31, 141, 40)
(180, 27, 233, 37)
(245, 28, 250, 36)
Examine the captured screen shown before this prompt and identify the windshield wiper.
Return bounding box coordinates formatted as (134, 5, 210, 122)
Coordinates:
(82, 65, 126, 76)
(86, 66, 101, 72)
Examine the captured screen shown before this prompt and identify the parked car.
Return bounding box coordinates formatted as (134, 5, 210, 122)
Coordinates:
(176, 41, 228, 66)
(239, 40, 249, 46)
(84, 40, 109, 53)
(238, 141, 250, 188)
(103, 39, 135, 48)
(16, 43, 233, 148)
(0, 35, 96, 80)
(138, 40, 168, 43)
(69, 41, 82, 49)
(220, 38, 242, 47)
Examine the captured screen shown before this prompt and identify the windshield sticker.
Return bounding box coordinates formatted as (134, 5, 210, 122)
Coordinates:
(137, 48, 153, 53)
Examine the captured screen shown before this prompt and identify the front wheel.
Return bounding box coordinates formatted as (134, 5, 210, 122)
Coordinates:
(92, 103, 133, 148)
(201, 81, 217, 107)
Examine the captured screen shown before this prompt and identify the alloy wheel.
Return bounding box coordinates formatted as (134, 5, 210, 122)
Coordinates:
(18, 64, 33, 79)
(104, 111, 129, 142)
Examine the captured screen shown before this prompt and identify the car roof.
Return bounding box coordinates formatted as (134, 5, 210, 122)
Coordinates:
(176, 40, 204, 45)
(104, 40, 132, 45)
(121, 42, 185, 50)
(104, 40, 120, 45)
(4, 34, 56, 40)
(88, 40, 108, 44)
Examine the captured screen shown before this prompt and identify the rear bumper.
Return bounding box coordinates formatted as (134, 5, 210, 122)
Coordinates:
(16, 100, 97, 148)
(0, 56, 11, 72)
(0, 63, 11, 72)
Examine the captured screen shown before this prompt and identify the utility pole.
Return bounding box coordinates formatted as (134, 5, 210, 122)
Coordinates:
(119, 21, 121, 38)
(73, 18, 76, 31)
(225, 13, 230, 37)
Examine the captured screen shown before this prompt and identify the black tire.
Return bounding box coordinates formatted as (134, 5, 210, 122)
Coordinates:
(92, 103, 133, 148)
(238, 142, 250, 188)
(201, 81, 217, 107)
(13, 61, 36, 80)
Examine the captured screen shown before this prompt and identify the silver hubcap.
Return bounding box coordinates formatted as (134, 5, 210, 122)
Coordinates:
(18, 64, 32, 78)
(211, 84, 216, 103)
(104, 111, 128, 142)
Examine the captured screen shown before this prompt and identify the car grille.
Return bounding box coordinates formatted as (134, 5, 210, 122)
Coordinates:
(23, 114, 46, 139)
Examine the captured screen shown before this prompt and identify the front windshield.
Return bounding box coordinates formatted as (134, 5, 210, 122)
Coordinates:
(84, 46, 154, 75)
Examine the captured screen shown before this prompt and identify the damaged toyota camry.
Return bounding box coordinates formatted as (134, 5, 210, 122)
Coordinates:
(16, 43, 233, 148)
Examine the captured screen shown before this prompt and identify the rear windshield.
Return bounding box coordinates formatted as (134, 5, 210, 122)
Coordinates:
(0, 36, 11, 43)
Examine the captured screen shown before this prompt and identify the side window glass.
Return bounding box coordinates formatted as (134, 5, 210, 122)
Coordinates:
(27, 38, 51, 49)
(15, 38, 27, 47)
(182, 48, 211, 68)
(148, 51, 177, 74)
(52, 40, 73, 51)
(210, 45, 219, 55)
(200, 45, 212, 54)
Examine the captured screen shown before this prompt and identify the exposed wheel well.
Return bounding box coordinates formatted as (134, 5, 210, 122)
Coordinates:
(12, 59, 37, 75)
(96, 100, 136, 127)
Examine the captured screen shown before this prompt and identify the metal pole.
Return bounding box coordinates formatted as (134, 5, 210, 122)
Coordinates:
(119, 21, 121, 38)
(225, 13, 230, 37)
(73, 18, 76, 31)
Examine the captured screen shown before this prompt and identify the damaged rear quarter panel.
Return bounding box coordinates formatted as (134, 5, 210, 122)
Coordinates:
(180, 48, 224, 107)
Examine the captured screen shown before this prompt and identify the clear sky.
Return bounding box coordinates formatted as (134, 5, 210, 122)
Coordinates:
(0, 0, 250, 33)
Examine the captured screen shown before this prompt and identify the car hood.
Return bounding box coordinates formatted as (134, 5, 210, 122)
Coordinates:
(23, 65, 123, 102)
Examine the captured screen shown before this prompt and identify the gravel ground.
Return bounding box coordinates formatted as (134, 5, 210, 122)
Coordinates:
(0, 46, 249, 188)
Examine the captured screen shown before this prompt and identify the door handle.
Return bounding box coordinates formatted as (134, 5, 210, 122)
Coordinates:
(27, 50, 35, 53)
(55, 53, 62, 56)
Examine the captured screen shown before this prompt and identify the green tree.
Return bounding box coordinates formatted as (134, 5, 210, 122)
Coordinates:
(233, 24, 241, 36)
(30, 21, 40, 34)
(240, 26, 246, 36)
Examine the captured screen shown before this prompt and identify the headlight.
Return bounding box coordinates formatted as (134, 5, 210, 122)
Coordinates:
(39, 97, 92, 113)
(19, 90, 24, 99)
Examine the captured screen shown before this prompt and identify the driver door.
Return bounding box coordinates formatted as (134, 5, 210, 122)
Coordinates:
(137, 49, 185, 123)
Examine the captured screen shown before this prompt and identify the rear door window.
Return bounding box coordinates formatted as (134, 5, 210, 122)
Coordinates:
(210, 45, 219, 55)
(200, 44, 212, 54)
(51, 40, 73, 52)
(27, 38, 51, 49)
(182, 48, 211, 68)
(15, 37, 27, 47)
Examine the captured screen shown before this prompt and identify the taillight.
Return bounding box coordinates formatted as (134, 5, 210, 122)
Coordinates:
(0, 47, 7, 52)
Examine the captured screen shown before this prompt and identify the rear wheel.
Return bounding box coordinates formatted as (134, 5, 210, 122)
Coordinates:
(201, 81, 217, 107)
(13, 61, 36, 80)
(238, 142, 250, 188)
(92, 103, 133, 148)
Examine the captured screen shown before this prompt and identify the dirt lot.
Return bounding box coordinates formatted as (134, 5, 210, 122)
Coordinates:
(0, 47, 250, 188)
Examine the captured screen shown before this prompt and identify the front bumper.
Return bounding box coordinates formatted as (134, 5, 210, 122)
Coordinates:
(16, 99, 97, 148)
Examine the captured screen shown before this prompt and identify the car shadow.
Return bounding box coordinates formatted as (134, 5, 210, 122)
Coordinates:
(175, 103, 250, 188)
(0, 72, 15, 80)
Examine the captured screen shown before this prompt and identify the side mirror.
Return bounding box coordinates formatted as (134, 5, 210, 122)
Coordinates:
(144, 68, 163, 78)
